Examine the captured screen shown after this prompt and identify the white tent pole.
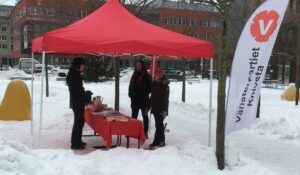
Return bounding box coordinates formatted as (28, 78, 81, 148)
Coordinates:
(39, 51, 46, 146)
(208, 58, 213, 147)
(31, 52, 34, 136)
(149, 55, 156, 135)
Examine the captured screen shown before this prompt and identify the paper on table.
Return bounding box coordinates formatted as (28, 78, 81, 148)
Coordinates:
(92, 110, 123, 117)
(106, 116, 128, 122)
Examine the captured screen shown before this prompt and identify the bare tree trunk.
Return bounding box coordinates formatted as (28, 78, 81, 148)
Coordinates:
(216, 13, 228, 170)
(182, 59, 186, 103)
(295, 25, 300, 106)
(115, 57, 120, 111)
(45, 56, 49, 97)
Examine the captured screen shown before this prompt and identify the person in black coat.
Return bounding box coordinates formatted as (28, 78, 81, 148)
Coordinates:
(147, 68, 169, 149)
(128, 60, 152, 138)
(66, 57, 86, 149)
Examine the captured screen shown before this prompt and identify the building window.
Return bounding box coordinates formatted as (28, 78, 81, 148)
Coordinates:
(22, 7, 26, 16)
(178, 19, 182, 25)
(173, 18, 177, 25)
(169, 18, 173, 25)
(186, 19, 194, 26)
(210, 21, 219, 28)
(48, 8, 54, 16)
(23, 25, 28, 49)
(0, 44, 8, 50)
(1, 26, 7, 31)
(0, 35, 7, 41)
(201, 20, 209, 27)
(80, 10, 87, 18)
(164, 18, 168, 24)
(29, 7, 43, 15)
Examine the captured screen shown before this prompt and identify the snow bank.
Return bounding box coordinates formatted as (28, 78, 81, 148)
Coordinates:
(0, 76, 299, 175)
(0, 68, 30, 80)
(0, 140, 41, 175)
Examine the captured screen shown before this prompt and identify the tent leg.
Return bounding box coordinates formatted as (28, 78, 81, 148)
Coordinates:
(149, 56, 156, 135)
(39, 51, 46, 147)
(31, 52, 34, 136)
(208, 59, 213, 147)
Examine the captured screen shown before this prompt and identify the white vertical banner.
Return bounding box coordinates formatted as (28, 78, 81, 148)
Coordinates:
(225, 0, 289, 134)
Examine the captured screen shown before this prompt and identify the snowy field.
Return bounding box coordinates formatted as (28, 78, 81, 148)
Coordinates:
(0, 68, 300, 175)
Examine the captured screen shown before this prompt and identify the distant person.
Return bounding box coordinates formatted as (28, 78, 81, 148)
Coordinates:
(66, 57, 86, 150)
(129, 60, 152, 138)
(147, 68, 170, 149)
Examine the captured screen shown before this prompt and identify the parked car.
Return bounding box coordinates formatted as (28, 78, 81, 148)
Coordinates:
(163, 68, 183, 81)
(202, 70, 218, 79)
(19, 58, 39, 74)
(34, 64, 55, 74)
(52, 65, 70, 77)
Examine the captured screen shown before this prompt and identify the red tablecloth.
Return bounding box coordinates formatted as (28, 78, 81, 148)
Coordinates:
(84, 109, 145, 148)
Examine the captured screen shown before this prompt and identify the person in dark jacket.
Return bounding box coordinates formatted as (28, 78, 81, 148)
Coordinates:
(147, 68, 169, 149)
(66, 57, 86, 149)
(129, 60, 152, 138)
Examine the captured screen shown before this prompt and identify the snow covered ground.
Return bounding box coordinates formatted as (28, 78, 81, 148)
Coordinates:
(0, 68, 299, 175)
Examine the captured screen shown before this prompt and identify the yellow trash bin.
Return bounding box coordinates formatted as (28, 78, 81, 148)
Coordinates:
(281, 83, 300, 101)
(0, 80, 32, 120)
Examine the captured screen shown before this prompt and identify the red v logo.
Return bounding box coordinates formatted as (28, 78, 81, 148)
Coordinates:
(259, 19, 274, 35)
(250, 10, 279, 43)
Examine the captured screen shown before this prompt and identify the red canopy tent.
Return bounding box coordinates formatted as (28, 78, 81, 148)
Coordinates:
(41, 0, 213, 58)
(32, 0, 215, 147)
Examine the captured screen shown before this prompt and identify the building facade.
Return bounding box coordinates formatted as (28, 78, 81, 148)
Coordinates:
(269, 0, 300, 83)
(11, 0, 89, 64)
(151, 0, 220, 71)
(0, 5, 14, 67)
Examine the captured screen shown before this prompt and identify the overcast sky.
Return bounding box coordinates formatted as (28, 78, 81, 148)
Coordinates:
(0, 0, 16, 6)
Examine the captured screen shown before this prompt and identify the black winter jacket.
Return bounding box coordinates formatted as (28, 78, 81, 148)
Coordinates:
(148, 77, 170, 115)
(66, 67, 85, 109)
(128, 72, 152, 109)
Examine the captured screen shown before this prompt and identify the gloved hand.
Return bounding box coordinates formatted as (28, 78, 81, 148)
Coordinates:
(161, 111, 167, 118)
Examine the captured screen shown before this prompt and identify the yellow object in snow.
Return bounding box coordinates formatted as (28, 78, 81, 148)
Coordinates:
(281, 83, 300, 101)
(0, 80, 32, 120)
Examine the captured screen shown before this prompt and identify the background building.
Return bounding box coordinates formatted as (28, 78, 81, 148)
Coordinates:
(11, 0, 89, 65)
(0, 5, 14, 68)
(269, 0, 300, 83)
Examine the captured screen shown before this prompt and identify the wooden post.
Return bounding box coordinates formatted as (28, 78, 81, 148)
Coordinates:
(114, 56, 120, 111)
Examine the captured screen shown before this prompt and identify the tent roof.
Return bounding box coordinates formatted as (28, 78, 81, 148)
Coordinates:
(41, 0, 214, 58)
(32, 37, 43, 53)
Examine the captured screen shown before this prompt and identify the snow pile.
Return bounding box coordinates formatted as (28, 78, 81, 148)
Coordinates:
(0, 140, 41, 175)
(0, 139, 284, 175)
(0, 68, 30, 80)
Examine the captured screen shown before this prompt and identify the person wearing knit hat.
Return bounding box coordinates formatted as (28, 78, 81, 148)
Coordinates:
(66, 57, 86, 149)
(146, 68, 170, 150)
